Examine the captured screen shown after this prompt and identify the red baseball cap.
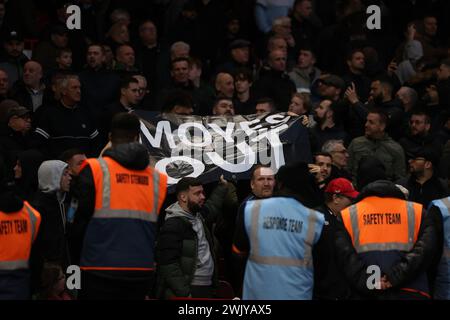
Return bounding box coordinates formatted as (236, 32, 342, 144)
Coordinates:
(325, 178, 359, 199)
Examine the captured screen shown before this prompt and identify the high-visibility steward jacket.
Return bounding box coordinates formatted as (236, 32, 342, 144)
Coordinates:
(341, 196, 430, 298)
(242, 197, 324, 300)
(0, 202, 41, 299)
(429, 197, 450, 300)
(80, 157, 167, 271)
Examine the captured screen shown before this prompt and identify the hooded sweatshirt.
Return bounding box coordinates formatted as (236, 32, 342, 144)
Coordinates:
(396, 40, 424, 85)
(38, 160, 68, 194)
(37, 160, 68, 231)
(165, 202, 214, 286)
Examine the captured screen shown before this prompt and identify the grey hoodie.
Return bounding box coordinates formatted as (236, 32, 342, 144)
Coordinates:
(38, 160, 68, 194)
(396, 40, 424, 84)
(165, 202, 214, 286)
(38, 160, 68, 230)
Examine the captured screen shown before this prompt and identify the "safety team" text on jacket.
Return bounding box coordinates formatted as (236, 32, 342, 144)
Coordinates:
(363, 213, 401, 225)
(0, 219, 28, 235)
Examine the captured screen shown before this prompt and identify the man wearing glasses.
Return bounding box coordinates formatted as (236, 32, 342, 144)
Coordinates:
(396, 148, 448, 207)
(399, 111, 442, 162)
(322, 139, 352, 181)
(133, 74, 152, 110)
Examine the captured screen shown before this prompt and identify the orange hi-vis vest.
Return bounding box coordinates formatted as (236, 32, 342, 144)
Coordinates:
(341, 196, 430, 298)
(341, 197, 422, 253)
(0, 202, 41, 271)
(80, 156, 167, 271)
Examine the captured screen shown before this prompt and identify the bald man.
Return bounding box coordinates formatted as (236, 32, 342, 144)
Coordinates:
(215, 72, 234, 98)
(116, 45, 136, 71)
(10, 61, 45, 112)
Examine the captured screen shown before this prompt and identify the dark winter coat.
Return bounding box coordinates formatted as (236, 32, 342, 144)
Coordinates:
(334, 180, 439, 299)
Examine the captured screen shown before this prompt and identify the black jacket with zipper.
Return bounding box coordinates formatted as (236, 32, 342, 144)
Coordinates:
(334, 180, 440, 299)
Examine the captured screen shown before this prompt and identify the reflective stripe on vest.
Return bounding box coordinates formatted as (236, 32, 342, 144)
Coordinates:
(24, 203, 37, 242)
(0, 260, 28, 270)
(442, 247, 450, 259)
(344, 198, 420, 253)
(93, 209, 157, 223)
(440, 197, 450, 260)
(80, 156, 166, 271)
(248, 200, 316, 268)
(430, 197, 450, 299)
(98, 157, 111, 208)
(152, 169, 160, 215)
(96, 157, 158, 223)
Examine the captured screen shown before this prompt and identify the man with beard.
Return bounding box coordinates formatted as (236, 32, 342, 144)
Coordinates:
(396, 147, 448, 208)
(212, 97, 235, 116)
(399, 111, 443, 162)
(367, 77, 404, 140)
(309, 99, 348, 153)
(316, 75, 345, 102)
(0, 30, 28, 89)
(156, 177, 230, 299)
(313, 152, 333, 192)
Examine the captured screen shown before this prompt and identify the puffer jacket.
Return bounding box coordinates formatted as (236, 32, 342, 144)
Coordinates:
(155, 184, 228, 299)
(334, 180, 439, 299)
